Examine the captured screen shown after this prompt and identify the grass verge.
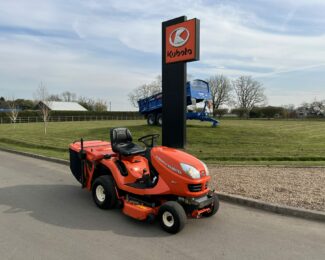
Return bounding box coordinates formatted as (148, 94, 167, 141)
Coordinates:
(0, 119, 325, 166)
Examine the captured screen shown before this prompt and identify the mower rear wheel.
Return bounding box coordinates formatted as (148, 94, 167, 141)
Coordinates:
(147, 114, 156, 126)
(92, 175, 117, 209)
(203, 193, 219, 217)
(158, 201, 187, 234)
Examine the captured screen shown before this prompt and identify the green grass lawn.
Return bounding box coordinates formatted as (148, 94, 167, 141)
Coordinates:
(1, 119, 325, 166)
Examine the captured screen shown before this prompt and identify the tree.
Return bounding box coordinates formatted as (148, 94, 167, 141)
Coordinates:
(249, 106, 284, 118)
(48, 94, 62, 101)
(6, 98, 19, 128)
(93, 99, 107, 112)
(310, 100, 325, 117)
(34, 82, 52, 134)
(15, 99, 35, 110)
(61, 91, 77, 102)
(207, 75, 232, 116)
(298, 100, 325, 118)
(0, 97, 6, 109)
(78, 96, 94, 111)
(282, 104, 296, 119)
(77, 97, 107, 111)
(233, 76, 266, 118)
(231, 108, 247, 118)
(128, 76, 162, 108)
(214, 108, 228, 118)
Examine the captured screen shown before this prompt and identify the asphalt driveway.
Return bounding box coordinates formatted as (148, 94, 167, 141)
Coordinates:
(0, 151, 324, 260)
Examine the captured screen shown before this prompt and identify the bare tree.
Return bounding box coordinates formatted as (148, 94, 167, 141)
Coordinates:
(299, 100, 325, 117)
(6, 98, 19, 128)
(207, 75, 232, 116)
(34, 82, 52, 134)
(77, 97, 107, 111)
(61, 91, 77, 102)
(282, 104, 296, 119)
(78, 96, 94, 111)
(128, 76, 162, 108)
(48, 94, 62, 101)
(233, 76, 266, 118)
(310, 100, 325, 116)
(93, 99, 107, 112)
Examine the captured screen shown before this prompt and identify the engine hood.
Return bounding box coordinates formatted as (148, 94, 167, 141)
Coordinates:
(150, 146, 208, 179)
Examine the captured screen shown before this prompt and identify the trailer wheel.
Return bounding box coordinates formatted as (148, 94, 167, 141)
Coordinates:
(156, 113, 162, 126)
(147, 114, 156, 126)
(158, 201, 187, 234)
(92, 175, 117, 209)
(203, 193, 219, 217)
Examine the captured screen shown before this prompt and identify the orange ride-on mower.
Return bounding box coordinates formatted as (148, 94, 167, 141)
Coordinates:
(69, 128, 219, 234)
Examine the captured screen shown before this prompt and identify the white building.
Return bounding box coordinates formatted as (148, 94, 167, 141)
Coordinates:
(39, 101, 87, 111)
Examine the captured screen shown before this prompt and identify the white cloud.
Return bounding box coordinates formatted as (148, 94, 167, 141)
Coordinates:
(0, 0, 324, 109)
(0, 35, 155, 110)
(267, 89, 325, 107)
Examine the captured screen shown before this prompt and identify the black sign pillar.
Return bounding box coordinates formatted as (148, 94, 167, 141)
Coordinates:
(162, 16, 187, 148)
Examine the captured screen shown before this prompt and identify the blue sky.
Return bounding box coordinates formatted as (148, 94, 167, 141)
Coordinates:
(0, 0, 324, 110)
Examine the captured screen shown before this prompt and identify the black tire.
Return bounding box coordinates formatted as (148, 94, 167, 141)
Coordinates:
(203, 193, 219, 217)
(147, 113, 156, 126)
(92, 175, 117, 209)
(158, 201, 187, 234)
(156, 113, 162, 126)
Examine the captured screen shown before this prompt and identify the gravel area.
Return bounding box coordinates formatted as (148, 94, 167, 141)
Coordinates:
(210, 166, 325, 212)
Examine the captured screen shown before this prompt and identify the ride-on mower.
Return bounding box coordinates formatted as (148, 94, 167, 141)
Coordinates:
(69, 128, 219, 234)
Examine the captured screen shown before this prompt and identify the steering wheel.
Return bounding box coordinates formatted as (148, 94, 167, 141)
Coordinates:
(138, 134, 160, 148)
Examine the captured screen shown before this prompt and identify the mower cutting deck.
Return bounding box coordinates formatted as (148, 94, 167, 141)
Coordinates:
(69, 127, 219, 234)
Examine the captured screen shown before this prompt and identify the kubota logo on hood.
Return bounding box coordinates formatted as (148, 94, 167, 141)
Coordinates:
(169, 27, 190, 47)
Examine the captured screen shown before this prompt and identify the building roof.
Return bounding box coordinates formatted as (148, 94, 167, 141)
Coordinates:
(40, 101, 87, 111)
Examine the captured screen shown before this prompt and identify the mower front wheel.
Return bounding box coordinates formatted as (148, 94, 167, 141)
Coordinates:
(92, 175, 117, 209)
(158, 201, 187, 234)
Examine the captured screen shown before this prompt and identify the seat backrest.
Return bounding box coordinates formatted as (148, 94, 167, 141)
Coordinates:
(110, 128, 133, 152)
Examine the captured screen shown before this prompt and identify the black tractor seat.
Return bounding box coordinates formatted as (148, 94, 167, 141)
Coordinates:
(110, 128, 146, 156)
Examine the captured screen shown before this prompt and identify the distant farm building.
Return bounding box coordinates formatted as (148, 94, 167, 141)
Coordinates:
(296, 107, 309, 118)
(38, 101, 87, 111)
(296, 103, 325, 118)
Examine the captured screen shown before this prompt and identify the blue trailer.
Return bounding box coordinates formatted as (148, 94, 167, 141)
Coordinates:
(138, 79, 219, 127)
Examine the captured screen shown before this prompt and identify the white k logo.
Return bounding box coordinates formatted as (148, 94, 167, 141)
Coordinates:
(169, 27, 190, 47)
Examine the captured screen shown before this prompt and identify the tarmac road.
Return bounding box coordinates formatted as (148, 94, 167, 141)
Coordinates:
(0, 150, 324, 260)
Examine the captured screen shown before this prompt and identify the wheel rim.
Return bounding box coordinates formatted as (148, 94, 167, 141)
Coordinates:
(162, 211, 174, 227)
(96, 185, 106, 202)
(149, 117, 155, 125)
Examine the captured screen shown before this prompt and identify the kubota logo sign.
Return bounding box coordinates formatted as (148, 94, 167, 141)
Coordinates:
(165, 19, 199, 64)
(169, 27, 190, 47)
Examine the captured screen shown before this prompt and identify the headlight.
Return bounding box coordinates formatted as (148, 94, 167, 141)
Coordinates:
(180, 163, 201, 179)
(200, 161, 209, 176)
